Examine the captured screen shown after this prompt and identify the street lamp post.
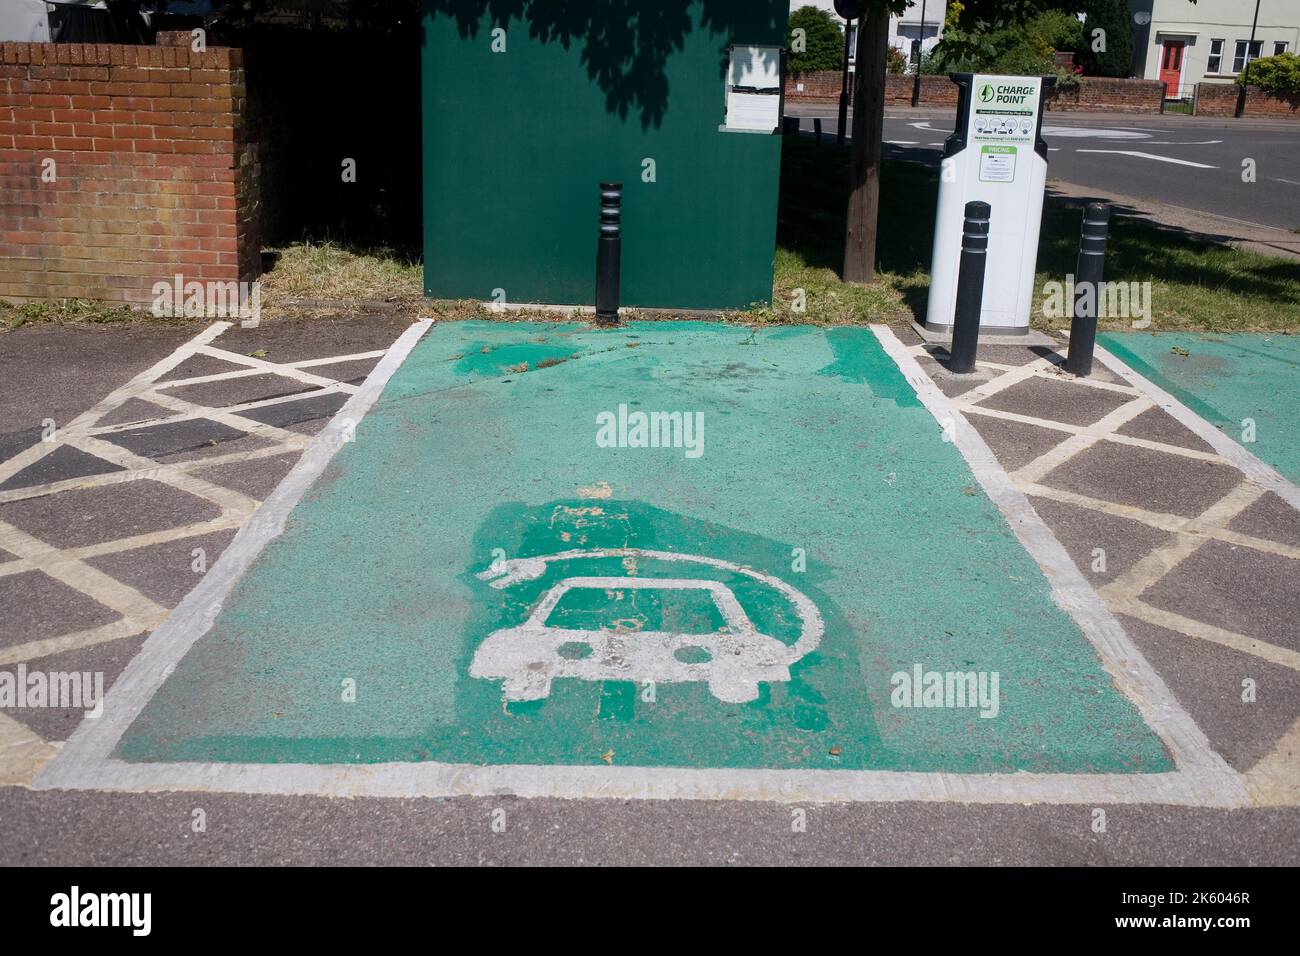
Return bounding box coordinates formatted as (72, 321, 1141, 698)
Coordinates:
(1235, 0, 1262, 118)
(838, 16, 852, 145)
(911, 0, 928, 108)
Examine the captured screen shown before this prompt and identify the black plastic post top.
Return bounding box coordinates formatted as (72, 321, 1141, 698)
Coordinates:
(961, 200, 991, 252)
(1078, 200, 1111, 256)
(599, 183, 622, 237)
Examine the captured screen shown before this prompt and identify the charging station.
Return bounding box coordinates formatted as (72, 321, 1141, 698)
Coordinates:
(925, 73, 1053, 335)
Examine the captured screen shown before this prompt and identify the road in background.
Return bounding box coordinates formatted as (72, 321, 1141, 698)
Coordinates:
(789, 105, 1300, 232)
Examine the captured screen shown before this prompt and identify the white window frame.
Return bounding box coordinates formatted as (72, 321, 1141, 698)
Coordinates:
(1274, 41, 1289, 56)
(1206, 38, 1224, 74)
(1232, 39, 1263, 73)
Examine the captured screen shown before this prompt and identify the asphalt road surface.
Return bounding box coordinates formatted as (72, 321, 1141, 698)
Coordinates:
(790, 105, 1300, 232)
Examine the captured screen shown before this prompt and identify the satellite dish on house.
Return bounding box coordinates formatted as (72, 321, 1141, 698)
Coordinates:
(1134, 12, 1152, 26)
(833, 0, 864, 20)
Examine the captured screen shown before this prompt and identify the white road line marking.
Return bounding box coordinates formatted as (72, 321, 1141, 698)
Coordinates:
(86, 385, 356, 439)
(32, 322, 1251, 807)
(1246, 717, 1300, 805)
(0, 618, 149, 668)
(157, 350, 385, 389)
(0, 442, 310, 508)
(871, 326, 1245, 807)
(959, 409, 1233, 470)
(0, 322, 233, 488)
(0, 518, 170, 627)
(0, 711, 57, 786)
(1074, 149, 1218, 169)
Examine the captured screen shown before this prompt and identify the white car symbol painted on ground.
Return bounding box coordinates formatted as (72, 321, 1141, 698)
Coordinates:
(471, 549, 824, 705)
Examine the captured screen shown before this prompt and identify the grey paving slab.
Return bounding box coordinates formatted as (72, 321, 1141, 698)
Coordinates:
(154, 431, 280, 465)
(1228, 491, 1300, 550)
(1026, 497, 1176, 585)
(1041, 441, 1245, 518)
(306, 357, 381, 385)
(0, 632, 148, 741)
(0, 570, 119, 650)
(1115, 405, 1216, 453)
(213, 316, 415, 364)
(162, 373, 321, 410)
(965, 414, 1067, 472)
(1119, 613, 1300, 772)
(158, 352, 250, 382)
(95, 397, 174, 428)
(0, 325, 193, 437)
(238, 392, 348, 430)
(84, 528, 238, 609)
(914, 354, 994, 399)
(0, 444, 124, 492)
(190, 452, 300, 501)
(99, 417, 249, 460)
(974, 375, 1134, 428)
(0, 480, 222, 551)
(1142, 540, 1300, 653)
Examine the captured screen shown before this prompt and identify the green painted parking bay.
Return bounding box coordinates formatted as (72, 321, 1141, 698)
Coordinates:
(118, 322, 1171, 774)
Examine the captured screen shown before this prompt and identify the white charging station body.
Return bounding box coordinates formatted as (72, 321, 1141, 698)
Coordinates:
(925, 73, 1053, 335)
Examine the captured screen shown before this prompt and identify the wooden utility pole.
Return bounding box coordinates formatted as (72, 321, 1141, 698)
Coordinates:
(842, 11, 889, 285)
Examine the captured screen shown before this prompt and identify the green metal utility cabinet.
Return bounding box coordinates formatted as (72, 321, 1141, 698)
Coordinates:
(420, 1, 788, 310)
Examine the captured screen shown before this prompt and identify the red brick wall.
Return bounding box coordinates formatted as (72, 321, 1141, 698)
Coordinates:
(1194, 82, 1300, 118)
(786, 73, 959, 106)
(885, 74, 958, 106)
(786, 73, 1165, 114)
(1044, 78, 1164, 113)
(0, 41, 259, 307)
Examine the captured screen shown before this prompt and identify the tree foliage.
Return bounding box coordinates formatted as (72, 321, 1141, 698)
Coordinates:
(1078, 0, 1133, 77)
(1240, 52, 1300, 96)
(787, 5, 845, 75)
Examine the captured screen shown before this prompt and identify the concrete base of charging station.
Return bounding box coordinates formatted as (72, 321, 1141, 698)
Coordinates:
(914, 321, 1062, 348)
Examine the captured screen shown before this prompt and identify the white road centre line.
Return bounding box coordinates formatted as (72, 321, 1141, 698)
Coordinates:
(1074, 149, 1218, 169)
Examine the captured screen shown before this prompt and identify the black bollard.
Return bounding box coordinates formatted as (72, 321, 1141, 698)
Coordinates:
(814, 117, 823, 145)
(595, 182, 622, 326)
(949, 200, 991, 374)
(1065, 202, 1111, 377)
(783, 116, 801, 136)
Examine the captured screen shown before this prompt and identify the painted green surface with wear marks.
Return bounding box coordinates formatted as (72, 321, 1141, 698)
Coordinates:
(1100, 332, 1300, 485)
(118, 322, 1170, 773)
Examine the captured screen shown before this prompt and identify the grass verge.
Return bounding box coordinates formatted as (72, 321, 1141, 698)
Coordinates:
(5, 138, 1295, 333)
(764, 136, 1300, 332)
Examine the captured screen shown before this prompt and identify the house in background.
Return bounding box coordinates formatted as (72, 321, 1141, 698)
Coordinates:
(0, 0, 52, 40)
(1129, 0, 1300, 99)
(888, 0, 947, 66)
(789, 1, 947, 70)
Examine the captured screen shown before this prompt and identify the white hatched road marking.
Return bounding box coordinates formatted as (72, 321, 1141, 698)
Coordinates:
(0, 321, 400, 785)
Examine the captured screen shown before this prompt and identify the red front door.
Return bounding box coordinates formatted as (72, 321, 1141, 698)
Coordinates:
(1159, 40, 1185, 97)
